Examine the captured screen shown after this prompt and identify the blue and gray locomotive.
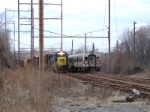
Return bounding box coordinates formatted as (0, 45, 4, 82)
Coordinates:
(46, 51, 69, 72)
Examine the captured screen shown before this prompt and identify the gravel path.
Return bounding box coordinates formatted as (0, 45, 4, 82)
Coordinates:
(52, 102, 150, 112)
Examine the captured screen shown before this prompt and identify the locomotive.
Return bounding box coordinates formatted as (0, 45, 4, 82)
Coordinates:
(22, 51, 69, 72)
(68, 51, 101, 72)
(46, 51, 69, 72)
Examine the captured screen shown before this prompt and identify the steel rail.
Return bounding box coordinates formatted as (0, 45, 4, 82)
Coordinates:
(64, 72, 150, 97)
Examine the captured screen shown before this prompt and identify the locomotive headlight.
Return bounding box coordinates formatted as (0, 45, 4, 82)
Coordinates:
(57, 52, 65, 56)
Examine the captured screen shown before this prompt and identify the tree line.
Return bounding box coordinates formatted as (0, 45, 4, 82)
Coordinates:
(108, 25, 150, 74)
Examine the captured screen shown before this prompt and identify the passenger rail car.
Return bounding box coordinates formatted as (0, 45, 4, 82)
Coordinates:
(47, 51, 69, 72)
(68, 51, 101, 72)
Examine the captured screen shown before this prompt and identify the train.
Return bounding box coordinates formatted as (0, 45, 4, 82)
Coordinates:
(20, 51, 69, 72)
(68, 51, 101, 72)
(17, 51, 101, 73)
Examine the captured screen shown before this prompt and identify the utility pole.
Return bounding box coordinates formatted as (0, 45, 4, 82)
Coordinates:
(116, 40, 119, 71)
(31, 0, 34, 62)
(61, 0, 63, 51)
(39, 0, 44, 72)
(92, 43, 95, 52)
(85, 34, 87, 53)
(108, 0, 111, 73)
(116, 40, 118, 55)
(116, 40, 118, 61)
(18, 1, 62, 62)
(5, 8, 6, 39)
(18, 0, 20, 62)
(71, 40, 73, 55)
(133, 21, 136, 60)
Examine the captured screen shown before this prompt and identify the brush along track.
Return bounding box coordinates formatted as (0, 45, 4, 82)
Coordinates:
(63, 72, 150, 97)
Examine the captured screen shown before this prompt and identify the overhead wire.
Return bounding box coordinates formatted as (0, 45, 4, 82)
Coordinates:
(42, 1, 107, 51)
(11, 0, 110, 52)
(44, 4, 104, 16)
(19, 1, 107, 47)
(5, 8, 15, 23)
(32, 28, 107, 50)
(19, 3, 32, 39)
(3, 6, 33, 50)
(74, 28, 108, 37)
(34, 28, 66, 44)
(103, 0, 107, 34)
(44, 5, 105, 26)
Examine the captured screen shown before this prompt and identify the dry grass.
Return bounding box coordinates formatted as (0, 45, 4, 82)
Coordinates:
(0, 67, 96, 111)
(0, 67, 125, 111)
(0, 67, 53, 112)
(130, 69, 150, 78)
(106, 91, 126, 102)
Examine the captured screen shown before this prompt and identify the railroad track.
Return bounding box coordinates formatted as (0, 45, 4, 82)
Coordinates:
(63, 72, 150, 97)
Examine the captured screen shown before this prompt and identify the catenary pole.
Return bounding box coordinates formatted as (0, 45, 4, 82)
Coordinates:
(61, 0, 63, 51)
(18, 0, 20, 62)
(133, 21, 136, 60)
(85, 34, 87, 52)
(108, 0, 111, 73)
(39, 0, 44, 71)
(31, 0, 34, 62)
(71, 40, 73, 55)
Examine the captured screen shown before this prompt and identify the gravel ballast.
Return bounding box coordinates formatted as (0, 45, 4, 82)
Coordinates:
(52, 102, 150, 112)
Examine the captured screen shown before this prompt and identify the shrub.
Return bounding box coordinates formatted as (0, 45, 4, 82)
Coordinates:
(133, 65, 143, 73)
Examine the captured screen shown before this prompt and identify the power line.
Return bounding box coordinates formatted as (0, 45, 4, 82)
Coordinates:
(75, 28, 108, 36)
(45, 6, 104, 26)
(45, 5, 105, 17)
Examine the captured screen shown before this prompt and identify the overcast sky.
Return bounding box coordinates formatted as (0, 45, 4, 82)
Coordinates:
(1, 0, 150, 52)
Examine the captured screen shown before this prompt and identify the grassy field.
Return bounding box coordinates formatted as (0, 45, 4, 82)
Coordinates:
(1, 67, 149, 111)
(0, 67, 86, 111)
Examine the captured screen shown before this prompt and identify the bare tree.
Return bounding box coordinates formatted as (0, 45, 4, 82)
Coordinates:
(0, 13, 5, 28)
(74, 44, 99, 54)
(74, 44, 86, 54)
(0, 13, 13, 68)
(119, 28, 134, 57)
(136, 26, 150, 66)
(114, 25, 150, 74)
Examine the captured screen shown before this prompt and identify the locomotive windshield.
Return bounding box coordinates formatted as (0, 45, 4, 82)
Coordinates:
(53, 52, 68, 62)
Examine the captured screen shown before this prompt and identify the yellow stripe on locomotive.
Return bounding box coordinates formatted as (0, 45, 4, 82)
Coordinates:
(57, 57, 66, 66)
(23, 59, 27, 67)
